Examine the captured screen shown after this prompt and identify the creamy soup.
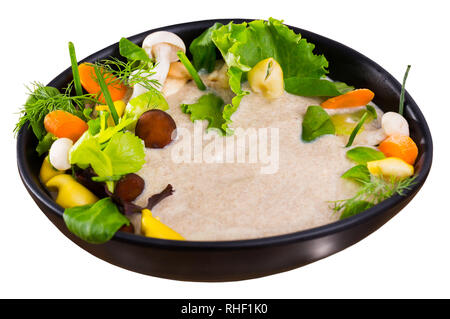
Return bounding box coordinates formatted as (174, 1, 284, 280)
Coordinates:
(133, 77, 385, 241)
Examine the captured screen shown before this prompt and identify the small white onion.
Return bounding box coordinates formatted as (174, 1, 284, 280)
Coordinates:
(49, 138, 73, 170)
(381, 112, 409, 136)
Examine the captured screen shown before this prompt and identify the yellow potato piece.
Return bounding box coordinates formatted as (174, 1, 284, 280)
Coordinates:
(141, 209, 185, 240)
(96, 100, 126, 126)
(46, 174, 98, 208)
(367, 157, 414, 179)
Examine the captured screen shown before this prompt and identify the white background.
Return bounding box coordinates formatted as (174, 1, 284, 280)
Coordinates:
(1, 0, 449, 298)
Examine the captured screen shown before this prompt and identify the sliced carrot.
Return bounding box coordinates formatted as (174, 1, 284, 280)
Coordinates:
(321, 89, 375, 109)
(78, 63, 127, 104)
(378, 134, 418, 165)
(44, 110, 88, 142)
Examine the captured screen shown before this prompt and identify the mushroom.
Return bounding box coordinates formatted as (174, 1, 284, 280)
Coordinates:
(143, 31, 186, 87)
(128, 32, 186, 101)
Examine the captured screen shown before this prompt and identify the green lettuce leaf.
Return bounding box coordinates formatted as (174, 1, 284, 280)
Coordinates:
(63, 198, 129, 244)
(301, 105, 335, 142)
(181, 93, 227, 135)
(189, 22, 223, 72)
(285, 77, 354, 97)
(342, 165, 371, 184)
(103, 132, 146, 176)
(346, 147, 386, 165)
(119, 37, 151, 62)
(36, 132, 57, 156)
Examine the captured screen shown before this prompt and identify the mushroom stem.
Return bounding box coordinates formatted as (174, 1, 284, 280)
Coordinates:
(152, 44, 173, 86)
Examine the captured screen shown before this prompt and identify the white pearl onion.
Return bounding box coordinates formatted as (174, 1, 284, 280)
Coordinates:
(381, 112, 409, 136)
(49, 138, 73, 170)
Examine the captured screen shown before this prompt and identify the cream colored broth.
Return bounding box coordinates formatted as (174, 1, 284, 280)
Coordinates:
(133, 81, 384, 241)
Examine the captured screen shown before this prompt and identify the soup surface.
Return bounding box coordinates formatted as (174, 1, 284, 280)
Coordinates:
(134, 79, 385, 241)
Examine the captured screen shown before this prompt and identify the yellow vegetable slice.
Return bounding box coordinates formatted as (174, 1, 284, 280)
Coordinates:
(39, 156, 64, 184)
(96, 100, 126, 126)
(141, 209, 184, 240)
(367, 157, 414, 179)
(46, 174, 98, 208)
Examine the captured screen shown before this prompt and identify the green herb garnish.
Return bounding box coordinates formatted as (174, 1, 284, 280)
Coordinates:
(94, 65, 119, 125)
(119, 37, 151, 63)
(399, 65, 411, 116)
(177, 51, 206, 90)
(331, 175, 417, 219)
(345, 112, 368, 147)
(346, 147, 386, 165)
(96, 57, 160, 91)
(63, 198, 130, 244)
(301, 105, 335, 142)
(341, 165, 371, 184)
(68, 42, 83, 96)
(14, 82, 94, 140)
(189, 22, 223, 72)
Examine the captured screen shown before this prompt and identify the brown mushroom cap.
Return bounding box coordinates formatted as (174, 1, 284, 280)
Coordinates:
(135, 110, 177, 149)
(114, 173, 145, 202)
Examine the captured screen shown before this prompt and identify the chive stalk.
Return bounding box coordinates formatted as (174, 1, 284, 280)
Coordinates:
(68, 42, 83, 97)
(346, 112, 368, 147)
(94, 65, 119, 125)
(398, 65, 411, 116)
(177, 51, 206, 91)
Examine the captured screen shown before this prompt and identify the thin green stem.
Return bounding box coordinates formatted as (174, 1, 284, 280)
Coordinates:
(399, 65, 411, 116)
(346, 112, 368, 147)
(94, 65, 119, 125)
(68, 42, 83, 97)
(177, 51, 206, 91)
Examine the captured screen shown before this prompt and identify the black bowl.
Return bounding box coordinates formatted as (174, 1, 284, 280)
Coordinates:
(17, 19, 433, 282)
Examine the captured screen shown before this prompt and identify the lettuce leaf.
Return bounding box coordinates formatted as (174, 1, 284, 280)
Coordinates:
(103, 132, 146, 176)
(181, 93, 227, 135)
(285, 78, 354, 97)
(63, 198, 129, 244)
(70, 130, 145, 191)
(119, 37, 151, 62)
(189, 22, 223, 72)
(301, 105, 335, 142)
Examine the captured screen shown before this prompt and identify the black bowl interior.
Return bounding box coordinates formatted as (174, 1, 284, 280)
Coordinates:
(16, 19, 433, 281)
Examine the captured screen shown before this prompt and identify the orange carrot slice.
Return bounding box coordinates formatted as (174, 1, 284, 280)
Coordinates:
(44, 110, 88, 142)
(78, 63, 127, 104)
(378, 134, 418, 165)
(321, 89, 375, 109)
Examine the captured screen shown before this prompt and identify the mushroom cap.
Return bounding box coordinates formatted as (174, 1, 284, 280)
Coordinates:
(142, 31, 186, 62)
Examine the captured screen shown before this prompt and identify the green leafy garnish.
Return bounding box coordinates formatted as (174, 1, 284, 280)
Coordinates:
(210, 18, 348, 96)
(365, 104, 377, 119)
(345, 112, 368, 147)
(177, 51, 206, 90)
(68, 42, 83, 96)
(301, 105, 335, 142)
(96, 57, 159, 91)
(346, 147, 386, 164)
(284, 78, 354, 97)
(63, 198, 129, 244)
(70, 130, 145, 191)
(181, 93, 227, 135)
(399, 65, 411, 116)
(341, 164, 371, 184)
(14, 82, 94, 140)
(331, 175, 417, 220)
(94, 65, 119, 125)
(189, 22, 223, 72)
(36, 132, 57, 156)
(119, 37, 151, 62)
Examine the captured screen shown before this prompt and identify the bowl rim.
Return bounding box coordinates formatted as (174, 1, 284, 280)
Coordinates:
(16, 18, 433, 250)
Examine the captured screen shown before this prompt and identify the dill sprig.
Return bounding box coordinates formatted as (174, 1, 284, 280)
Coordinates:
(94, 57, 161, 91)
(331, 175, 417, 219)
(14, 81, 97, 139)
